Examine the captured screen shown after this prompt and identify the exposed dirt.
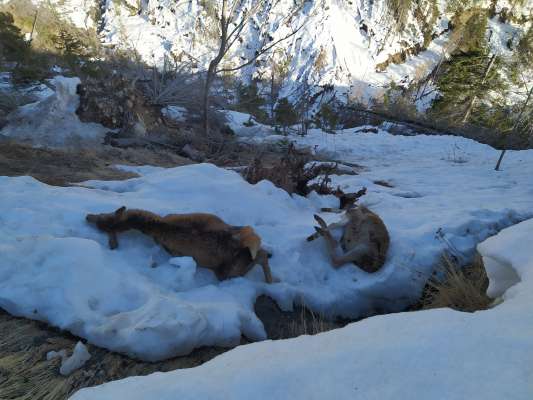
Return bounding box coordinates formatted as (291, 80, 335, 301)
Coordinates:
(0, 140, 193, 186)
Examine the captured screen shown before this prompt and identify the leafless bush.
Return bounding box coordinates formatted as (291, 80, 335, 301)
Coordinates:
(242, 143, 316, 195)
(139, 56, 204, 109)
(243, 144, 367, 205)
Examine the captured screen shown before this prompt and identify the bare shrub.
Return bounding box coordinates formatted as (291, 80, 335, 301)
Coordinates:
(242, 143, 314, 195)
(418, 252, 491, 312)
(139, 56, 204, 109)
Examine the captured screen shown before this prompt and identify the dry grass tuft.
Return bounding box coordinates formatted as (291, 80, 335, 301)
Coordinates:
(254, 296, 342, 340)
(286, 307, 337, 337)
(418, 252, 492, 312)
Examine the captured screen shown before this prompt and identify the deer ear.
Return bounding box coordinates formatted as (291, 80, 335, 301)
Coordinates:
(115, 206, 126, 217)
(233, 227, 261, 260)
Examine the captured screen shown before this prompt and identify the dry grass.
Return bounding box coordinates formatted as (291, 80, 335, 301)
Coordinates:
(0, 141, 192, 186)
(254, 296, 342, 340)
(418, 252, 492, 312)
(286, 307, 338, 337)
(0, 310, 225, 400)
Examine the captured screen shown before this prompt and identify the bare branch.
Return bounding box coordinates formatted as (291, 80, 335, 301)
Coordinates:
(217, 23, 305, 73)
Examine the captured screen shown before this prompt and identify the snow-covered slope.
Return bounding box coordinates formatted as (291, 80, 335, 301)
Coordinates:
(1, 127, 532, 361)
(70, 217, 533, 400)
(8, 0, 532, 107)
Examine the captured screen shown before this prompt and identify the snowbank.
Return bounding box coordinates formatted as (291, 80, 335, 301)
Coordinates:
(223, 111, 276, 139)
(1, 128, 533, 361)
(0, 76, 108, 147)
(70, 218, 533, 400)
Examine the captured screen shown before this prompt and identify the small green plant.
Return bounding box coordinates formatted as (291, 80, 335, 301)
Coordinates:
(236, 82, 268, 122)
(274, 97, 298, 133)
(315, 103, 339, 132)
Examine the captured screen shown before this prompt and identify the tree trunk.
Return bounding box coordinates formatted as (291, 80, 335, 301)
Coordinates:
(495, 86, 533, 171)
(462, 54, 496, 124)
(203, 63, 216, 136)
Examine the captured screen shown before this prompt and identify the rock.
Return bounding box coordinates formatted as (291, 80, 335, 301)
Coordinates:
(181, 144, 204, 161)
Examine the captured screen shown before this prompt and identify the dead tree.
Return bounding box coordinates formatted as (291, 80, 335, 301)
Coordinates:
(202, 0, 306, 136)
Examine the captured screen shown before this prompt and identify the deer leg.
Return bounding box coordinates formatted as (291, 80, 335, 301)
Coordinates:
(329, 244, 369, 269)
(108, 231, 119, 249)
(256, 249, 275, 283)
(307, 215, 347, 242)
(313, 215, 353, 269)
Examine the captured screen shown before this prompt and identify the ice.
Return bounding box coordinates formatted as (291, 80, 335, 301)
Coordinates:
(59, 341, 92, 376)
(70, 218, 533, 400)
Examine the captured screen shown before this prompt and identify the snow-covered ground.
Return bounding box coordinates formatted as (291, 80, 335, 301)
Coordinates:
(70, 217, 533, 400)
(1, 123, 532, 361)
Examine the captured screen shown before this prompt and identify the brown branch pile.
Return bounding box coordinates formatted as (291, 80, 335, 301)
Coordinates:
(243, 143, 367, 208)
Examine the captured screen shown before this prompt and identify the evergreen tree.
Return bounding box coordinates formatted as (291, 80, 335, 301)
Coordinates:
(431, 10, 507, 125)
(515, 26, 533, 69)
(0, 12, 27, 62)
(316, 103, 339, 132)
(236, 82, 268, 122)
(274, 97, 298, 133)
(431, 52, 507, 123)
(55, 28, 85, 65)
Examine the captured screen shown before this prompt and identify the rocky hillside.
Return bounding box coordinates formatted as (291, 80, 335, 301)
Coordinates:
(12, 1, 527, 102)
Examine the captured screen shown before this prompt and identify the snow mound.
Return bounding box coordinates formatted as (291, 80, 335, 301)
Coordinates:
(0, 76, 108, 147)
(70, 218, 533, 400)
(223, 111, 276, 139)
(60, 342, 92, 376)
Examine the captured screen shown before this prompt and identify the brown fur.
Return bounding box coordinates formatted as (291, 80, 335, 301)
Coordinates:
(309, 205, 390, 273)
(86, 207, 273, 283)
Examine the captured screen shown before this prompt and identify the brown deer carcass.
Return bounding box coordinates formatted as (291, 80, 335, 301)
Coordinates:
(86, 206, 274, 283)
(308, 205, 390, 273)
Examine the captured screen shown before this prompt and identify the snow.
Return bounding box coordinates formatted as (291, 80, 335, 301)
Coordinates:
(223, 111, 275, 138)
(47, 349, 68, 361)
(70, 218, 533, 400)
(87, 0, 453, 104)
(60, 342, 91, 376)
(0, 76, 108, 147)
(1, 124, 533, 361)
(161, 106, 188, 122)
(46, 341, 91, 375)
